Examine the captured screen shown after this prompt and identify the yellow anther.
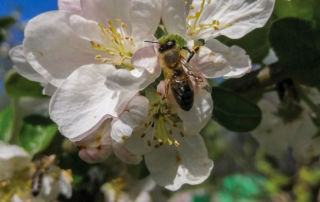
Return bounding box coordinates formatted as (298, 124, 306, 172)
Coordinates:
(114, 60, 122, 66)
(212, 20, 217, 24)
(207, 0, 211, 3)
(102, 59, 108, 63)
(214, 26, 219, 30)
(95, 55, 102, 59)
(115, 18, 121, 23)
(189, 5, 195, 9)
(184, 1, 188, 5)
(122, 23, 127, 28)
(174, 140, 180, 147)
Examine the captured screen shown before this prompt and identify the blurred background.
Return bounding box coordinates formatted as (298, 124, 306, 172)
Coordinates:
(0, 0, 320, 202)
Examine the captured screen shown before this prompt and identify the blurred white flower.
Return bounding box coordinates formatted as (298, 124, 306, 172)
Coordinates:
(252, 88, 320, 164)
(101, 176, 156, 202)
(0, 142, 72, 202)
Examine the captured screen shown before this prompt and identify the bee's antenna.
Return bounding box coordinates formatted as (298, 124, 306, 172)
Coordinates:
(144, 41, 159, 44)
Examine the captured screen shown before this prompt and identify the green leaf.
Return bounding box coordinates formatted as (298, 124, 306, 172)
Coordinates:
(4, 70, 44, 98)
(274, 0, 314, 22)
(269, 18, 320, 86)
(0, 106, 14, 143)
(212, 87, 262, 132)
(17, 115, 58, 155)
(0, 16, 16, 29)
(217, 24, 270, 64)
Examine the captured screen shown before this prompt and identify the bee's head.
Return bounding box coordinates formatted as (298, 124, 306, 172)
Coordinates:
(159, 39, 176, 53)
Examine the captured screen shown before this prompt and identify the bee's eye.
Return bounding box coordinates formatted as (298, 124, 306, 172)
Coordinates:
(166, 40, 175, 48)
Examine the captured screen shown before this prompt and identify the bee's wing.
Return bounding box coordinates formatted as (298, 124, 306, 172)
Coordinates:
(181, 60, 211, 93)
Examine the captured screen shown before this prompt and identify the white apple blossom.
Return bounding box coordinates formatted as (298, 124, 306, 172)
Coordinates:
(9, 0, 162, 163)
(107, 0, 275, 139)
(101, 176, 156, 202)
(252, 89, 320, 164)
(8, 0, 275, 191)
(102, 0, 274, 190)
(160, 0, 275, 78)
(0, 142, 72, 202)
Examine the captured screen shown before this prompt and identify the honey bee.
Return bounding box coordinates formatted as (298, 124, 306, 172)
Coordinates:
(152, 34, 208, 111)
(31, 155, 56, 196)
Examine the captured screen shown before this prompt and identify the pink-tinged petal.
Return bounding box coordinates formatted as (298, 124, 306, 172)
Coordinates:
(166, 134, 213, 191)
(144, 144, 179, 187)
(161, 0, 188, 37)
(177, 87, 213, 136)
(112, 141, 142, 164)
(189, 0, 275, 39)
(49, 64, 137, 141)
(58, 0, 82, 14)
(24, 11, 99, 87)
(111, 96, 149, 143)
(76, 120, 113, 163)
(131, 0, 162, 42)
(105, 46, 161, 91)
(191, 39, 251, 78)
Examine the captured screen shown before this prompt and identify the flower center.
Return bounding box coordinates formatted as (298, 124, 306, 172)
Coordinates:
(90, 19, 135, 69)
(0, 167, 33, 201)
(186, 0, 232, 36)
(138, 100, 185, 148)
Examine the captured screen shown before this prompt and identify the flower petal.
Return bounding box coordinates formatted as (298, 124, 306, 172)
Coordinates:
(58, 0, 82, 14)
(24, 11, 99, 87)
(49, 64, 137, 141)
(191, 39, 251, 78)
(9, 45, 57, 96)
(189, 0, 275, 39)
(80, 0, 131, 27)
(177, 87, 213, 136)
(161, 0, 187, 37)
(76, 120, 113, 163)
(165, 134, 213, 191)
(105, 46, 161, 91)
(0, 142, 31, 179)
(124, 127, 154, 156)
(131, 0, 162, 42)
(9, 45, 45, 83)
(144, 144, 179, 187)
(112, 141, 142, 164)
(111, 95, 149, 143)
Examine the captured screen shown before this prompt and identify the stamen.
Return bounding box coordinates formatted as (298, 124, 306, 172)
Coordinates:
(186, 0, 232, 36)
(89, 19, 135, 68)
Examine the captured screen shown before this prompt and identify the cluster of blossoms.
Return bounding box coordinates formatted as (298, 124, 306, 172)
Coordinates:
(0, 142, 72, 202)
(10, 0, 275, 190)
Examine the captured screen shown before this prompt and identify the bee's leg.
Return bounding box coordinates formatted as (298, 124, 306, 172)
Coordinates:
(164, 81, 170, 101)
(182, 46, 192, 54)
